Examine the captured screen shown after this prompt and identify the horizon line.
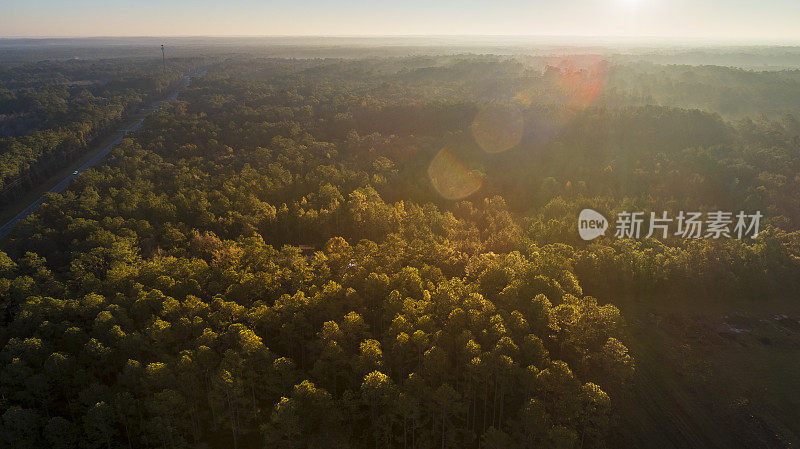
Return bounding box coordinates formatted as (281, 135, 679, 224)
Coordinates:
(1, 34, 800, 45)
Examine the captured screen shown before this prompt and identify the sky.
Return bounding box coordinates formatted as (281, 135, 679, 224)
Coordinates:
(2, 0, 800, 42)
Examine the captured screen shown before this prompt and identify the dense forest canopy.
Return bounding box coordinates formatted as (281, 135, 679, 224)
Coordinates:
(0, 52, 799, 448)
(0, 58, 204, 204)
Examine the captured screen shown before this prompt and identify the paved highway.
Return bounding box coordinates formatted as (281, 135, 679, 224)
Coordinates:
(0, 73, 198, 240)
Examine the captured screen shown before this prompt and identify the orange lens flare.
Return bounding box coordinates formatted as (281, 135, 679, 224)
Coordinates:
(551, 55, 609, 108)
(427, 147, 482, 200)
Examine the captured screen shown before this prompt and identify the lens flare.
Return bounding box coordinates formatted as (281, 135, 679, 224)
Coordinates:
(427, 147, 482, 200)
(470, 103, 524, 154)
(507, 56, 608, 151)
(550, 55, 609, 108)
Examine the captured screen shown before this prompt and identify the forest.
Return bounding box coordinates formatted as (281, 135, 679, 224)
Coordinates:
(0, 59, 189, 205)
(1, 51, 800, 448)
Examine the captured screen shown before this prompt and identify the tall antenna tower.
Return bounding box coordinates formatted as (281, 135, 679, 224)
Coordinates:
(161, 44, 166, 71)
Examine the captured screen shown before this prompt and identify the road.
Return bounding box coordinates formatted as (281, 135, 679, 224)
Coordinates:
(0, 72, 199, 241)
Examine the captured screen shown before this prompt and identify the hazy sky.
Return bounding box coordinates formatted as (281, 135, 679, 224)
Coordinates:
(2, 0, 800, 42)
